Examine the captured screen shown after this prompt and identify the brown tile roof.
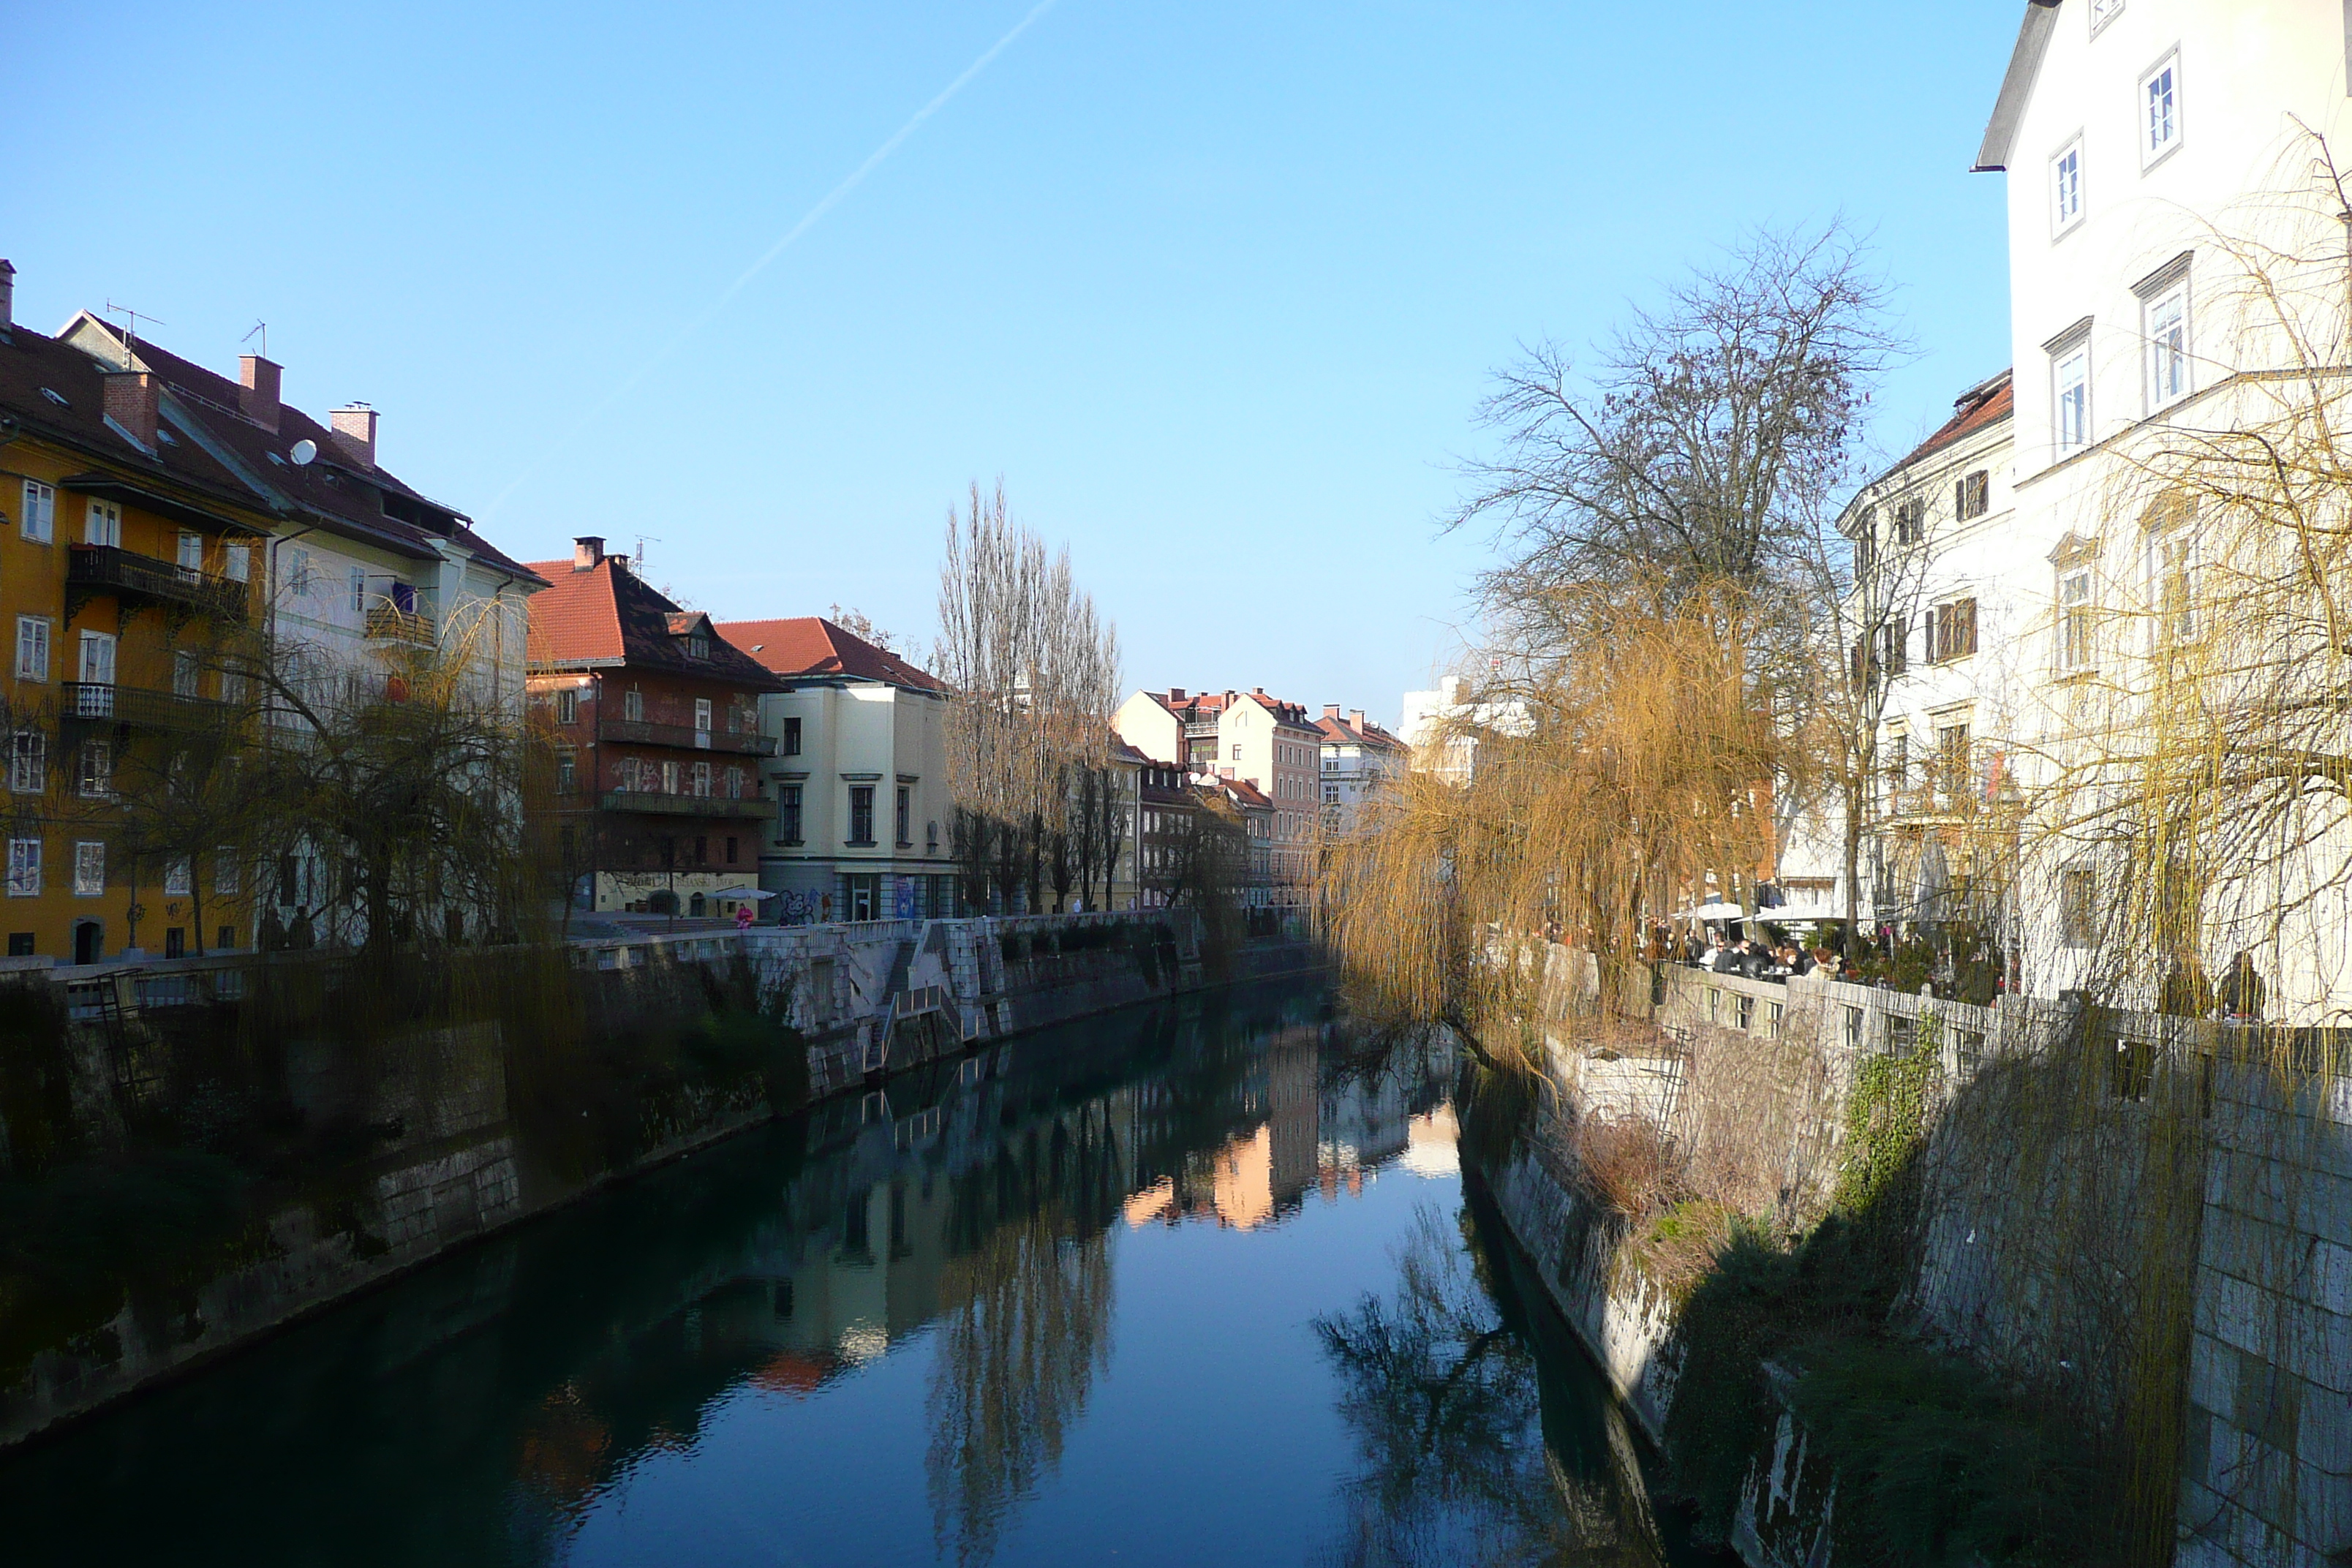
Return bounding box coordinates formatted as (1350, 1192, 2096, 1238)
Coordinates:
(714, 617, 945, 693)
(527, 557, 783, 686)
(1218, 775, 1273, 808)
(0, 322, 267, 519)
(1893, 369, 2013, 472)
(1315, 714, 1406, 751)
(64, 314, 542, 584)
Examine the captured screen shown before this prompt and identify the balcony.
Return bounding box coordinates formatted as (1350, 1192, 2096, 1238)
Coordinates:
(67, 545, 249, 622)
(597, 717, 776, 756)
(60, 682, 234, 733)
(364, 603, 437, 648)
(599, 789, 772, 820)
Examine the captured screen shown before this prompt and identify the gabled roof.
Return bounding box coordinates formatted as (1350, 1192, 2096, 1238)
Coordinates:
(61, 314, 543, 585)
(1893, 370, 2013, 472)
(1975, 1, 2062, 173)
(527, 557, 784, 686)
(1159, 686, 1317, 732)
(1108, 735, 1152, 766)
(713, 617, 946, 692)
(1217, 775, 1274, 809)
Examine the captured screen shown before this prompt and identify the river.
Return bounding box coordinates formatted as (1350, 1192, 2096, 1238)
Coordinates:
(0, 979, 1711, 1567)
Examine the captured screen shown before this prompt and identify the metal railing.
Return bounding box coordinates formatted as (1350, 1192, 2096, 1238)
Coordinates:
(68, 544, 249, 622)
(597, 717, 775, 755)
(60, 682, 233, 732)
(598, 788, 772, 819)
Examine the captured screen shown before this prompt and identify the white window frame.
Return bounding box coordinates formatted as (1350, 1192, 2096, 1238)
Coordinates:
(15, 617, 50, 683)
(8, 730, 42, 795)
(2149, 529, 2198, 648)
(165, 856, 192, 897)
(2091, 0, 2124, 37)
(554, 688, 578, 725)
(83, 498, 120, 548)
(694, 697, 713, 734)
(18, 480, 54, 544)
(349, 566, 366, 617)
(177, 530, 204, 571)
(2141, 50, 2182, 169)
(2052, 136, 2086, 238)
(72, 840, 105, 897)
(224, 543, 251, 583)
(2140, 263, 2191, 413)
(78, 630, 116, 687)
(7, 839, 39, 897)
(2052, 330, 2092, 457)
(2059, 567, 2097, 671)
(174, 649, 200, 698)
(77, 737, 111, 800)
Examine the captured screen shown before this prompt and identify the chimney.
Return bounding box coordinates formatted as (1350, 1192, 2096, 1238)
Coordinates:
(1322, 704, 1341, 722)
(1349, 708, 1366, 734)
(573, 536, 605, 571)
(102, 370, 159, 451)
(329, 402, 377, 468)
(0, 259, 13, 339)
(1167, 687, 1186, 703)
(238, 355, 282, 431)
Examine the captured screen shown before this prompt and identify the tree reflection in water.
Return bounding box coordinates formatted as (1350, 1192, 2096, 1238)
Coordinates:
(925, 1109, 1121, 1566)
(1313, 1202, 1671, 1568)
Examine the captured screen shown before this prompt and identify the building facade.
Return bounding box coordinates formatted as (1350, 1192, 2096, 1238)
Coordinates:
(716, 617, 955, 924)
(528, 539, 782, 916)
(1112, 686, 1321, 913)
(1314, 704, 1409, 836)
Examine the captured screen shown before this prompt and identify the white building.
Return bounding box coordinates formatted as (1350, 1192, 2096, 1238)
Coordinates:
(718, 617, 957, 924)
(1112, 687, 1322, 913)
(1398, 674, 1532, 783)
(1314, 704, 1408, 835)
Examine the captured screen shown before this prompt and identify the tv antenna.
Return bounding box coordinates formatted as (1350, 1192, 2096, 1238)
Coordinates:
(102, 300, 166, 364)
(241, 320, 268, 359)
(635, 535, 660, 573)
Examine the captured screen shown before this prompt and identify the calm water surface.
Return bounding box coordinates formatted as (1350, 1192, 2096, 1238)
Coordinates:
(1, 981, 1707, 1567)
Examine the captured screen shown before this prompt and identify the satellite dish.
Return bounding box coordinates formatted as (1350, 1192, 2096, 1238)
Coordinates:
(288, 439, 317, 466)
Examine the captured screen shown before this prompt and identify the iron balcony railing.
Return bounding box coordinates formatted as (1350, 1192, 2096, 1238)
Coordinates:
(597, 717, 776, 756)
(598, 789, 772, 820)
(68, 544, 250, 622)
(363, 602, 437, 647)
(59, 682, 234, 733)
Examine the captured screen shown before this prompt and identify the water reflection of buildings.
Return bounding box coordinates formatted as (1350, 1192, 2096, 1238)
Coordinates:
(1122, 1023, 1458, 1232)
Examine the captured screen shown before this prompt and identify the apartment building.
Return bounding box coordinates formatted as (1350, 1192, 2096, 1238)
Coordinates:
(716, 617, 954, 924)
(528, 539, 782, 916)
(1112, 686, 1321, 913)
(1314, 704, 1408, 836)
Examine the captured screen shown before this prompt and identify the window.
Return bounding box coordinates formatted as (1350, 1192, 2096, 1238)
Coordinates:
(1936, 723, 1971, 802)
(848, 785, 875, 845)
(77, 739, 110, 800)
(73, 841, 104, 897)
(780, 784, 804, 843)
(1893, 496, 1925, 546)
(2060, 568, 2097, 670)
(8, 731, 41, 796)
(2091, 0, 2123, 34)
(694, 697, 712, 734)
(15, 617, 49, 682)
(1230, 744, 1241, 761)
(18, 480, 53, 543)
(2144, 276, 2190, 410)
(660, 759, 679, 794)
(165, 856, 192, 897)
(174, 649, 200, 698)
(927, 819, 939, 856)
(554, 688, 578, 725)
(349, 568, 366, 615)
(216, 848, 241, 897)
(83, 500, 120, 548)
(691, 760, 711, 797)
(725, 835, 738, 865)
(78, 631, 115, 687)
(693, 834, 707, 865)
(7, 840, 39, 897)
(555, 749, 577, 792)
(2142, 52, 2180, 165)
(2053, 138, 2084, 235)
(1956, 470, 1990, 521)
(2152, 532, 2197, 646)
(2054, 336, 2092, 455)
(1885, 731, 1909, 809)
(725, 764, 744, 799)
(623, 687, 644, 723)
(224, 544, 250, 583)
(2060, 867, 2098, 947)
(686, 633, 709, 660)
(895, 785, 911, 846)
(1931, 598, 1979, 663)
(177, 531, 203, 571)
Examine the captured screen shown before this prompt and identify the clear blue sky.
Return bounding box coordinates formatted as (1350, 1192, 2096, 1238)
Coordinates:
(7, 2, 2019, 724)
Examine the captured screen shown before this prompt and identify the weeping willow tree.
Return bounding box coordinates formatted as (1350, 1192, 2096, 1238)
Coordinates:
(1330, 225, 1899, 1032)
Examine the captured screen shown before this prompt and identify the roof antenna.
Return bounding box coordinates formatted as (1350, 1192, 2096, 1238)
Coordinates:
(241, 320, 268, 360)
(634, 535, 660, 574)
(102, 300, 167, 367)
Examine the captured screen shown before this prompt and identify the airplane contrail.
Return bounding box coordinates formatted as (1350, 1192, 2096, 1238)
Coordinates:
(483, 0, 1061, 520)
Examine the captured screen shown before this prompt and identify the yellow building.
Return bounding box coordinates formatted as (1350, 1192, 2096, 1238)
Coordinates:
(0, 263, 265, 962)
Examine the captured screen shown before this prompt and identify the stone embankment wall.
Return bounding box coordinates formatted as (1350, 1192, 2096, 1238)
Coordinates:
(1472, 955, 2352, 1568)
(0, 912, 1323, 1450)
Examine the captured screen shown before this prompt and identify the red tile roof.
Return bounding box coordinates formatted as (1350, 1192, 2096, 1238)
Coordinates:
(527, 557, 783, 686)
(715, 617, 945, 692)
(1893, 369, 2013, 472)
(1315, 714, 1406, 751)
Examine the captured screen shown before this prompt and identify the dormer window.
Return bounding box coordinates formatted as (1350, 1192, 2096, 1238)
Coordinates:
(687, 633, 709, 660)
